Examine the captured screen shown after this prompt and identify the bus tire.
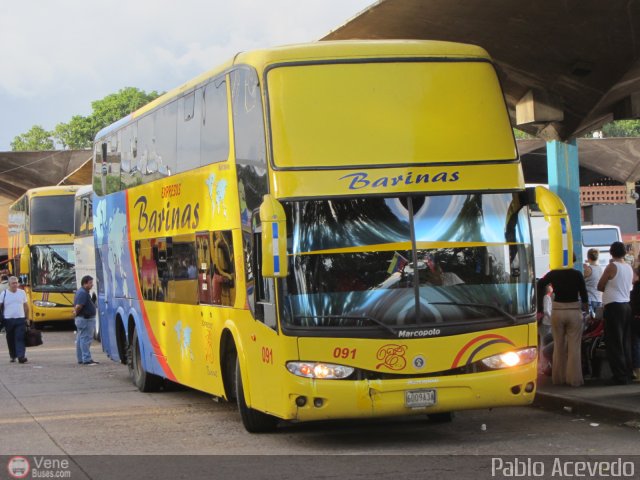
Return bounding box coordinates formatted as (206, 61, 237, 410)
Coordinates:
(428, 412, 454, 423)
(128, 328, 162, 392)
(235, 359, 278, 433)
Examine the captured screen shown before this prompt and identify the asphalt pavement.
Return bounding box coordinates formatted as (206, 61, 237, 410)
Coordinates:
(1, 327, 640, 480)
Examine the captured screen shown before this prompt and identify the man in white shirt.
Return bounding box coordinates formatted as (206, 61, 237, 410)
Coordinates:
(2, 276, 30, 363)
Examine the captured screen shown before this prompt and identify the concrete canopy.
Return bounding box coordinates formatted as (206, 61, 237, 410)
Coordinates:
(517, 137, 640, 185)
(0, 150, 91, 200)
(323, 0, 640, 142)
(0, 150, 91, 254)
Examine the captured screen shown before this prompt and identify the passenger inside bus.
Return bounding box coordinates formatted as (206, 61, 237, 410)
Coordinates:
(211, 231, 235, 306)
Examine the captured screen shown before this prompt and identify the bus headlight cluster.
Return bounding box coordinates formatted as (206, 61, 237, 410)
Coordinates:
(286, 361, 354, 379)
(33, 300, 57, 307)
(481, 347, 537, 369)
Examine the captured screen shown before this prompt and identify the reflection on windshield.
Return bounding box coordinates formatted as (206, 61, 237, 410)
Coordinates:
(279, 194, 534, 331)
(32, 245, 76, 291)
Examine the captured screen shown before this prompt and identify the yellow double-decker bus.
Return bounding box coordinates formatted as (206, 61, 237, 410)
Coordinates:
(8, 186, 80, 325)
(93, 41, 571, 432)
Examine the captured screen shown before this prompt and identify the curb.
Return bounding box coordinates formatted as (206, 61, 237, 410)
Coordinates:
(534, 390, 640, 424)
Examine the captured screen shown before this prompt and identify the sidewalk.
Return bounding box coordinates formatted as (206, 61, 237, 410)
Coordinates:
(534, 374, 640, 425)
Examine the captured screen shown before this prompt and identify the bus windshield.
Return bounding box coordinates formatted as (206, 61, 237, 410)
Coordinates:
(31, 244, 76, 291)
(31, 195, 75, 234)
(278, 193, 534, 333)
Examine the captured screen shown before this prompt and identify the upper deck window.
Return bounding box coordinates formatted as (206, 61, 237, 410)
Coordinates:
(267, 60, 516, 169)
(31, 195, 75, 235)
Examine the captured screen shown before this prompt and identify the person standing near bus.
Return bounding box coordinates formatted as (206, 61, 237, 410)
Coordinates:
(583, 248, 604, 316)
(73, 275, 98, 365)
(537, 259, 589, 387)
(2, 276, 30, 363)
(598, 241, 634, 385)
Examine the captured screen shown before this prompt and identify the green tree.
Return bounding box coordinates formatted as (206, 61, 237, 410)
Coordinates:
(513, 129, 534, 140)
(89, 87, 161, 131)
(10, 125, 55, 151)
(54, 115, 94, 149)
(600, 120, 640, 138)
(13, 87, 162, 151)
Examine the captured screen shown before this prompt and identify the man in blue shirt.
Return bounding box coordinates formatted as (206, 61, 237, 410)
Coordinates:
(73, 275, 98, 365)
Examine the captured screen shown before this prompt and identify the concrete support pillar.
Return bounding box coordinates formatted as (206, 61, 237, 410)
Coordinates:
(546, 139, 582, 267)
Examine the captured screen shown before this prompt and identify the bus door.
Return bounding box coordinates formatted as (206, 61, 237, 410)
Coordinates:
(196, 232, 213, 304)
(253, 229, 276, 329)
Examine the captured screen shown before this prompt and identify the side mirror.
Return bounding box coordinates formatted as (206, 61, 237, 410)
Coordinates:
(259, 194, 288, 278)
(19, 245, 30, 285)
(531, 186, 573, 270)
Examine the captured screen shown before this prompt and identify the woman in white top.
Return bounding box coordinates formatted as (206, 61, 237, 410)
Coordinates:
(597, 242, 634, 385)
(583, 248, 604, 315)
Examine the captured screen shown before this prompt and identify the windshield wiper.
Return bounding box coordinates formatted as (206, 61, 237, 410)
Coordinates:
(427, 302, 519, 325)
(293, 315, 397, 336)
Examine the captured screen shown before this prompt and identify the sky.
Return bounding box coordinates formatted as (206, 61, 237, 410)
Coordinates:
(0, 0, 373, 151)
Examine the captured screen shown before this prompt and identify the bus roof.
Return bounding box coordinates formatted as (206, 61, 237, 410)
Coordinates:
(95, 40, 491, 141)
(12, 185, 80, 202)
(74, 185, 93, 197)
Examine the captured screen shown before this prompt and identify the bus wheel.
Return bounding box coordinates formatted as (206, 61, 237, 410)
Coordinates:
(235, 359, 278, 433)
(428, 412, 454, 423)
(127, 328, 162, 393)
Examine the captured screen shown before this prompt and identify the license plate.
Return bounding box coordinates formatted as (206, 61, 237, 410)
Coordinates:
(405, 389, 437, 408)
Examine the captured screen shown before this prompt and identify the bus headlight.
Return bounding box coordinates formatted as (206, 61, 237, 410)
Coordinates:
(286, 361, 354, 379)
(33, 300, 57, 307)
(481, 347, 537, 369)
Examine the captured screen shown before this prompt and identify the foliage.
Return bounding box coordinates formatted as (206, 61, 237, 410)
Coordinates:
(599, 120, 640, 138)
(54, 115, 94, 149)
(12, 87, 162, 151)
(90, 87, 161, 131)
(10, 125, 55, 151)
(513, 129, 535, 140)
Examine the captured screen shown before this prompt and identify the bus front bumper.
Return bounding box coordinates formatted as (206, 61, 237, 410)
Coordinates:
(279, 362, 536, 422)
(32, 305, 74, 323)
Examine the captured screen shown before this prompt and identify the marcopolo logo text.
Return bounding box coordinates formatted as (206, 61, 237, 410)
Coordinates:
(398, 328, 441, 338)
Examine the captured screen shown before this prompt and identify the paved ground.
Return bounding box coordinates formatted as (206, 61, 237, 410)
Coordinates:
(1, 329, 639, 479)
(536, 374, 640, 425)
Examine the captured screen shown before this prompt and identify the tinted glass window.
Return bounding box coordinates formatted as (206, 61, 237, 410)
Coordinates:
(178, 89, 202, 172)
(211, 231, 236, 306)
(74, 195, 93, 237)
(135, 233, 235, 306)
(93, 136, 122, 196)
(582, 228, 619, 247)
(154, 102, 177, 177)
(136, 113, 155, 182)
(31, 195, 75, 234)
(231, 68, 266, 164)
(201, 78, 229, 165)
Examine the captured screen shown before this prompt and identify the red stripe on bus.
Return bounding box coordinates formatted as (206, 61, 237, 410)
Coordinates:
(451, 333, 514, 368)
(125, 190, 176, 381)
